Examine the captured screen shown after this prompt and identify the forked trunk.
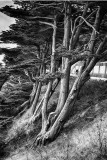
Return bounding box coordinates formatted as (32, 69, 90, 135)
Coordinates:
(0, 73, 9, 90)
(37, 16, 57, 135)
(48, 3, 89, 124)
(30, 82, 38, 105)
(36, 57, 98, 145)
(32, 78, 60, 122)
(30, 82, 42, 114)
(35, 32, 107, 145)
(28, 64, 43, 115)
(52, 3, 71, 120)
(35, 3, 107, 145)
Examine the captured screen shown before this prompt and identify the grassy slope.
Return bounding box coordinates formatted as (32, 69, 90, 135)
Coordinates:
(2, 79, 107, 160)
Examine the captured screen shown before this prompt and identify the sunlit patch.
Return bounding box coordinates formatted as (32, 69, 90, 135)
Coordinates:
(0, 54, 5, 67)
(0, 43, 17, 48)
(0, 12, 15, 34)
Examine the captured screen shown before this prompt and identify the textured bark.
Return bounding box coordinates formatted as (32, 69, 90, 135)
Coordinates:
(35, 57, 97, 145)
(30, 82, 42, 114)
(32, 78, 60, 121)
(54, 3, 71, 119)
(36, 32, 107, 145)
(30, 82, 38, 105)
(48, 63, 71, 126)
(0, 74, 9, 90)
(29, 63, 44, 115)
(48, 3, 89, 125)
(86, 6, 106, 67)
(35, 3, 107, 145)
(73, 3, 89, 48)
(36, 16, 57, 136)
(41, 81, 53, 132)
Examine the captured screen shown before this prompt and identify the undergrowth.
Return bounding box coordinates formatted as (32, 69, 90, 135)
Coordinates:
(1, 79, 107, 160)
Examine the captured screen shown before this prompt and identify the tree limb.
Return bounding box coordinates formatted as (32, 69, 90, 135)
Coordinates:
(39, 21, 57, 28)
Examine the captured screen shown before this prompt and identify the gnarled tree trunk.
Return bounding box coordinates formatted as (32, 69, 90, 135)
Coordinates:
(48, 2, 89, 125)
(35, 3, 107, 145)
(35, 16, 57, 138)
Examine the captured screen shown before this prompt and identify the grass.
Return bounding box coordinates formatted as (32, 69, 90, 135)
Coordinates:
(1, 79, 107, 160)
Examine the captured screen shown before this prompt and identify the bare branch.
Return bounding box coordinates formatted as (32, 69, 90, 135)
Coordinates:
(76, 8, 98, 29)
(39, 21, 56, 28)
(95, 35, 107, 56)
(24, 69, 35, 82)
(101, 50, 107, 57)
(72, 2, 89, 48)
(75, 16, 99, 34)
(39, 27, 52, 32)
(38, 3, 59, 6)
(29, 53, 102, 83)
(33, 72, 63, 83)
(31, 2, 61, 11)
(26, 16, 54, 20)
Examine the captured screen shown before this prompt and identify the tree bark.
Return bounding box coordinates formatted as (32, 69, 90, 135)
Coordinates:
(51, 3, 71, 122)
(35, 4, 107, 145)
(36, 16, 57, 136)
(30, 82, 42, 114)
(48, 3, 89, 125)
(31, 78, 60, 122)
(0, 73, 9, 90)
(28, 64, 44, 115)
(30, 82, 38, 105)
(35, 32, 107, 145)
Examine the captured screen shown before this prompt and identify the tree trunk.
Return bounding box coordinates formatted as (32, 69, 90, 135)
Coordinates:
(30, 82, 38, 105)
(31, 78, 60, 123)
(49, 3, 71, 124)
(0, 73, 9, 90)
(35, 55, 99, 145)
(35, 32, 107, 145)
(86, 7, 101, 66)
(35, 16, 57, 137)
(48, 3, 89, 125)
(30, 82, 42, 114)
(35, 4, 107, 145)
(28, 64, 43, 115)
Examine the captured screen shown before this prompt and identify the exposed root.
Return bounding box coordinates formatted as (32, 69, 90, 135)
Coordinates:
(35, 131, 51, 146)
(35, 132, 46, 146)
(33, 121, 63, 146)
(35, 126, 62, 146)
(32, 119, 50, 147)
(48, 112, 57, 126)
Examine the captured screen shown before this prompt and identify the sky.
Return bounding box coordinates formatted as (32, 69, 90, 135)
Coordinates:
(0, 0, 17, 65)
(0, 11, 15, 35)
(0, 0, 13, 8)
(0, 0, 16, 47)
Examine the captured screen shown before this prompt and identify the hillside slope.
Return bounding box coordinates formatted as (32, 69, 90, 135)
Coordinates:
(1, 80, 107, 160)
